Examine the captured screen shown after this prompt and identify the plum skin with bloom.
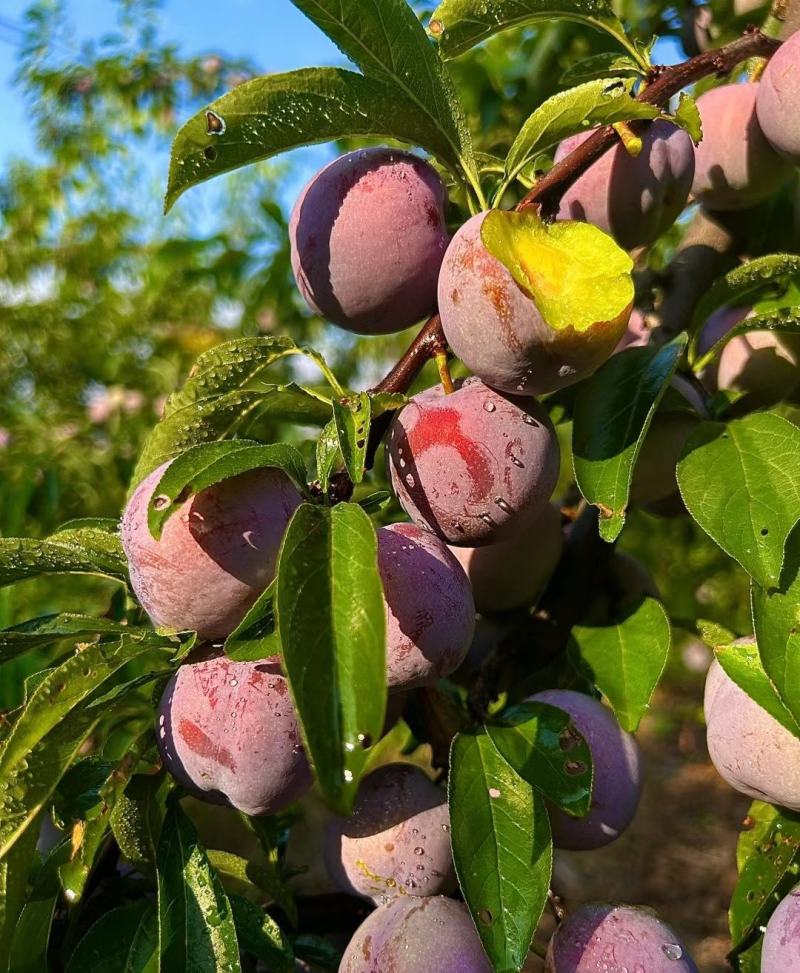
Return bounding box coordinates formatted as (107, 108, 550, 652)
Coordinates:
(122, 462, 302, 639)
(691, 83, 792, 211)
(378, 522, 475, 690)
(762, 884, 800, 970)
(289, 147, 449, 335)
(324, 763, 455, 902)
(545, 903, 698, 972)
(529, 689, 643, 849)
(756, 31, 800, 166)
(555, 120, 695, 250)
(387, 377, 560, 546)
(339, 895, 492, 973)
(156, 649, 312, 817)
(437, 212, 631, 397)
(705, 651, 800, 810)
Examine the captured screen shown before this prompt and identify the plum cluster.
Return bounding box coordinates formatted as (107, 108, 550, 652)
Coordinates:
(114, 56, 800, 963)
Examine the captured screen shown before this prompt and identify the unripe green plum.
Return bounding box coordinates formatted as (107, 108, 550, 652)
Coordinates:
(545, 903, 698, 972)
(705, 652, 800, 810)
(437, 212, 630, 396)
(691, 83, 792, 211)
(378, 523, 475, 690)
(339, 895, 492, 973)
(449, 503, 563, 613)
(529, 690, 643, 849)
(156, 649, 312, 816)
(763, 884, 800, 970)
(757, 32, 800, 165)
(289, 148, 448, 335)
(122, 462, 302, 639)
(555, 121, 695, 249)
(386, 378, 560, 546)
(324, 764, 455, 902)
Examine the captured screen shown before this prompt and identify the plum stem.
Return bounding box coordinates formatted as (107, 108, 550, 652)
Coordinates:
(435, 351, 456, 394)
(612, 121, 644, 158)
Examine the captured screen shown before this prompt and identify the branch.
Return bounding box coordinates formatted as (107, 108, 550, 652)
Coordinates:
(518, 29, 781, 217)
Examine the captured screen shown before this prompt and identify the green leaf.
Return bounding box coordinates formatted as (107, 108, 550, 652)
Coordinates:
(7, 841, 71, 973)
(559, 52, 643, 84)
(729, 801, 800, 953)
(165, 68, 468, 212)
(449, 730, 552, 973)
(207, 850, 292, 912)
(486, 701, 593, 816)
(315, 419, 342, 494)
(275, 502, 386, 814)
(223, 581, 279, 663)
(156, 802, 241, 973)
(715, 640, 800, 738)
(480, 208, 634, 338)
(65, 902, 158, 973)
(0, 815, 40, 971)
(429, 0, 644, 69)
(0, 614, 166, 664)
(332, 393, 371, 485)
(146, 440, 308, 538)
(0, 638, 172, 860)
(573, 335, 687, 541)
(688, 254, 800, 361)
(132, 337, 327, 487)
(111, 772, 171, 877)
(293, 935, 342, 970)
(0, 526, 127, 589)
(230, 896, 294, 972)
(676, 413, 800, 590)
(290, 0, 476, 179)
(570, 597, 671, 732)
(673, 91, 702, 144)
(505, 78, 661, 186)
(692, 305, 800, 373)
(58, 725, 152, 903)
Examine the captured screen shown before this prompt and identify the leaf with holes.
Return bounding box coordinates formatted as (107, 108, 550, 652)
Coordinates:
(729, 801, 800, 954)
(332, 393, 371, 485)
(573, 335, 687, 541)
(486, 701, 593, 817)
(569, 597, 670, 732)
(449, 729, 552, 973)
(276, 502, 386, 814)
(677, 413, 800, 590)
(166, 68, 468, 212)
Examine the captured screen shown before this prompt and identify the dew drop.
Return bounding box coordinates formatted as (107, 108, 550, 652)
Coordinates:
(414, 846, 425, 855)
(153, 495, 171, 510)
(662, 944, 683, 961)
(483, 400, 496, 413)
(522, 414, 537, 425)
(488, 787, 501, 798)
(494, 498, 512, 513)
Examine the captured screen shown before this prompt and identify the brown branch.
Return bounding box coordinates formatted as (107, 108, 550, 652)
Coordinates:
(518, 29, 781, 218)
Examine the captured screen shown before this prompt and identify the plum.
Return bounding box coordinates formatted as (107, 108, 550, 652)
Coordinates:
(378, 523, 475, 690)
(289, 148, 448, 335)
(156, 648, 312, 816)
(757, 32, 800, 165)
(122, 462, 302, 639)
(449, 502, 563, 613)
(324, 763, 455, 902)
(613, 308, 651, 354)
(529, 690, 643, 849)
(691, 83, 792, 211)
(698, 306, 800, 405)
(762, 884, 800, 971)
(437, 212, 630, 396)
(386, 377, 560, 546)
(339, 895, 492, 973)
(554, 120, 695, 250)
(545, 903, 698, 972)
(704, 652, 800, 810)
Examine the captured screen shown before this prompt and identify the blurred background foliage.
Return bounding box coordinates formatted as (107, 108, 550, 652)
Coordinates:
(0, 0, 759, 696)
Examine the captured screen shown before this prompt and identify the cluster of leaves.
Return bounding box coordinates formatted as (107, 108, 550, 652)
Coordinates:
(1, 0, 799, 970)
